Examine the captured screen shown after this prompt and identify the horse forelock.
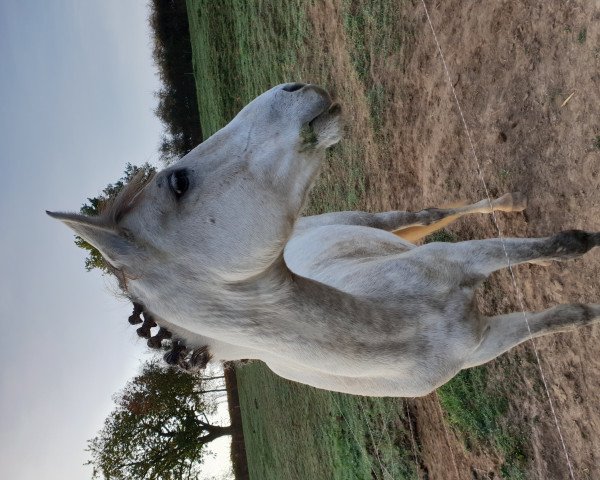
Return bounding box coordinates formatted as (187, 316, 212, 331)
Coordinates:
(99, 170, 156, 228)
(89, 170, 155, 294)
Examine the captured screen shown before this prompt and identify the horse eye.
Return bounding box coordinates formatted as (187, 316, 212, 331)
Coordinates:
(168, 170, 189, 199)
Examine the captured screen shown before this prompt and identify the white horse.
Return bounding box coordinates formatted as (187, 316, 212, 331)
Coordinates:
(49, 84, 600, 397)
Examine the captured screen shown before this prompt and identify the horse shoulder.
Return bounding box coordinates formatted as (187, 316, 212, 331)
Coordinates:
(285, 224, 414, 282)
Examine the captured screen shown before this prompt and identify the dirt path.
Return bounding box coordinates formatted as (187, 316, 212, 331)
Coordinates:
(308, 0, 599, 478)
(399, 2, 600, 478)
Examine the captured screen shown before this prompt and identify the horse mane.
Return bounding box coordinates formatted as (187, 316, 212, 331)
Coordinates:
(127, 301, 213, 372)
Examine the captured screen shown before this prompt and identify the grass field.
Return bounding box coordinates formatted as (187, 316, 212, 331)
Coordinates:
(185, 0, 530, 477)
(235, 363, 418, 480)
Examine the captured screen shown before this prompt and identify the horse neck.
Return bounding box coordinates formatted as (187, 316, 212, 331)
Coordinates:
(221, 258, 398, 361)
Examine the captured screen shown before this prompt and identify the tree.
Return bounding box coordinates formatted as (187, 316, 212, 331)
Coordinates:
(75, 163, 156, 273)
(87, 360, 231, 480)
(148, 0, 202, 163)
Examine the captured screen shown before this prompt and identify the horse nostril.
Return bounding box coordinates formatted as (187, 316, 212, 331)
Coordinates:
(282, 82, 306, 92)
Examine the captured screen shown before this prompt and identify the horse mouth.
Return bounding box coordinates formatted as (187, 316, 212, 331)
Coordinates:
(304, 99, 342, 133)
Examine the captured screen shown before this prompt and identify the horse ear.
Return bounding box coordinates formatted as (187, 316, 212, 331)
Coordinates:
(46, 211, 142, 268)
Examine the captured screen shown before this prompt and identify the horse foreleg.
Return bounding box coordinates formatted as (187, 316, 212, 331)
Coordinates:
(296, 192, 525, 240)
(393, 192, 526, 243)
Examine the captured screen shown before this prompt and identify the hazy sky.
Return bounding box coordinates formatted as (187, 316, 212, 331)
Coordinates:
(0, 1, 227, 478)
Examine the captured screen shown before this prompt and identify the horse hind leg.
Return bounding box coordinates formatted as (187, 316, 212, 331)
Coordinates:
(393, 192, 527, 244)
(464, 304, 600, 368)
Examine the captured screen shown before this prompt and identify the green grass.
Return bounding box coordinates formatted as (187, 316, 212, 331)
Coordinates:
(185, 0, 530, 477)
(236, 362, 418, 480)
(425, 229, 458, 244)
(342, 0, 413, 134)
(438, 368, 528, 479)
(186, 0, 309, 137)
(367, 84, 386, 133)
(342, 0, 411, 83)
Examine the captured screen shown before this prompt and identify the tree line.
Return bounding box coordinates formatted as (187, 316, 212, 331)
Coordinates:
(149, 0, 202, 163)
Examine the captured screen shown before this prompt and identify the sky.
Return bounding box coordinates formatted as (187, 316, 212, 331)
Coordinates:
(0, 1, 229, 478)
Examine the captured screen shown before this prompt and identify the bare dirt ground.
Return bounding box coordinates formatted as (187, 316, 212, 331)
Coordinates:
(308, 0, 599, 478)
